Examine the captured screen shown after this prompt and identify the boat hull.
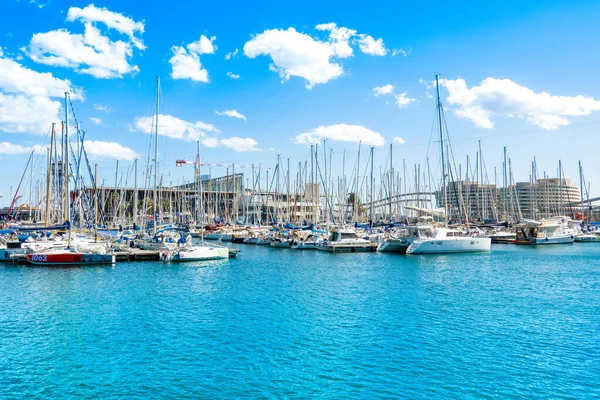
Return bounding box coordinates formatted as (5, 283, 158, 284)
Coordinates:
(270, 241, 292, 248)
(377, 238, 411, 253)
(574, 235, 600, 242)
(168, 246, 229, 262)
(317, 244, 377, 253)
(516, 235, 575, 245)
(407, 237, 491, 254)
(291, 242, 319, 250)
(27, 253, 115, 265)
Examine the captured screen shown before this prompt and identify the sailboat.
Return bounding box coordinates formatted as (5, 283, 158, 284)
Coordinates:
(164, 140, 231, 262)
(406, 75, 491, 255)
(26, 92, 115, 266)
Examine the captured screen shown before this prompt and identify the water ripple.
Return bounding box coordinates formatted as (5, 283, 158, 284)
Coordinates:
(0, 244, 599, 398)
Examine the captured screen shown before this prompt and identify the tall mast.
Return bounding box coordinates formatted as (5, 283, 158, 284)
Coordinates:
(64, 92, 72, 246)
(389, 142, 393, 220)
(153, 76, 160, 234)
(133, 159, 138, 226)
(323, 139, 328, 226)
(45, 123, 55, 227)
(435, 74, 448, 227)
(342, 149, 346, 223)
(310, 145, 314, 224)
(287, 157, 290, 223)
(579, 160, 584, 219)
(94, 163, 98, 241)
(369, 146, 374, 226)
(197, 140, 205, 244)
(355, 142, 361, 222)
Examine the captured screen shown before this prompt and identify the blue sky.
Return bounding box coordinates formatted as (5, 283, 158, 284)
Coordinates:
(1, 0, 600, 206)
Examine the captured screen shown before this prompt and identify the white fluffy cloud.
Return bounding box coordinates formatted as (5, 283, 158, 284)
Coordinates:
(357, 34, 387, 56)
(187, 35, 217, 55)
(215, 110, 246, 121)
(220, 137, 259, 152)
(84, 140, 137, 160)
(440, 77, 600, 130)
(132, 113, 259, 151)
(169, 35, 216, 82)
(244, 23, 387, 89)
(395, 92, 416, 108)
(28, 5, 145, 78)
(89, 117, 102, 125)
(393, 136, 406, 144)
(169, 47, 208, 82)
(67, 4, 145, 49)
(0, 139, 134, 160)
(227, 71, 240, 79)
(0, 53, 82, 134)
(133, 114, 220, 144)
(0, 142, 32, 154)
(0, 56, 83, 100)
(373, 84, 394, 96)
(294, 124, 385, 146)
(372, 84, 416, 108)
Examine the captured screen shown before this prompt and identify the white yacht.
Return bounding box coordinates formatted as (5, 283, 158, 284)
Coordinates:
(406, 227, 491, 254)
(515, 217, 577, 245)
(405, 76, 492, 255)
(317, 229, 377, 253)
(164, 244, 229, 262)
(377, 225, 433, 253)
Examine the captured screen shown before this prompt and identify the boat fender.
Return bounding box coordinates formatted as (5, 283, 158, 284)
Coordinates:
(570, 235, 574, 239)
(545, 238, 549, 241)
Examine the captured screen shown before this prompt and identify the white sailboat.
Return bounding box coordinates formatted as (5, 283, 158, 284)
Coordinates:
(406, 75, 491, 255)
(164, 140, 232, 262)
(377, 225, 433, 253)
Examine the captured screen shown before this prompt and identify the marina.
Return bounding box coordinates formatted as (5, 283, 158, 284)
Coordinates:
(2, 1, 600, 397)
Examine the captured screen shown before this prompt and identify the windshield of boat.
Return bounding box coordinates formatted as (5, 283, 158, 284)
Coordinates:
(330, 232, 359, 241)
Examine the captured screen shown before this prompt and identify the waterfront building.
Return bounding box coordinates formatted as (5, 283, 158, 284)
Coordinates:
(435, 181, 499, 223)
(511, 178, 580, 220)
(434, 178, 581, 222)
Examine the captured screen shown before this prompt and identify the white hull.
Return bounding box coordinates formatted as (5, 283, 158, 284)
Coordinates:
(291, 241, 319, 250)
(167, 245, 229, 262)
(377, 238, 411, 253)
(575, 234, 600, 242)
(407, 237, 491, 254)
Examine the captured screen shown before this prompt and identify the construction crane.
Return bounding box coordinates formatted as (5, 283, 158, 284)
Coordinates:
(176, 160, 271, 169)
(176, 159, 271, 180)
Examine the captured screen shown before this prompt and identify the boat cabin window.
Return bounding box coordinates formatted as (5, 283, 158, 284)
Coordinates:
(330, 232, 358, 241)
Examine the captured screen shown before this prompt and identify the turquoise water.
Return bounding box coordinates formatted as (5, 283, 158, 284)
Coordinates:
(1, 244, 599, 398)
